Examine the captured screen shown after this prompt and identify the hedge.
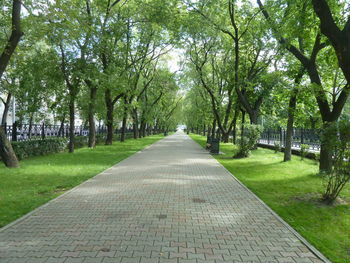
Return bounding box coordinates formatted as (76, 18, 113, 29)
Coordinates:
(11, 138, 68, 160)
(7, 133, 128, 161)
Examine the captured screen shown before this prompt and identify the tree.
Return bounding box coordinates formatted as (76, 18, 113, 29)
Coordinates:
(0, 0, 23, 168)
(257, 0, 349, 171)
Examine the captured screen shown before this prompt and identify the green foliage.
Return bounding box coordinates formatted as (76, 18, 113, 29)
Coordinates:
(73, 136, 89, 149)
(11, 138, 68, 160)
(300, 144, 310, 160)
(235, 125, 263, 158)
(321, 121, 350, 204)
(274, 141, 281, 153)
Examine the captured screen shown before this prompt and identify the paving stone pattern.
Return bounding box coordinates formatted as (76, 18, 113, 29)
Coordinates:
(0, 132, 328, 263)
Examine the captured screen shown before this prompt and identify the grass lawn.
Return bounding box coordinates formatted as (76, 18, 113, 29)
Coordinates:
(0, 135, 164, 228)
(190, 134, 350, 263)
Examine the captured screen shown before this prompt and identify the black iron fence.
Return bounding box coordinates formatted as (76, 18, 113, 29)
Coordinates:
(258, 127, 321, 151)
(191, 126, 322, 152)
(0, 122, 139, 142)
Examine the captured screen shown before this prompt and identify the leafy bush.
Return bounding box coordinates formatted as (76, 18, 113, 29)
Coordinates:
(11, 138, 68, 160)
(321, 121, 350, 204)
(96, 134, 106, 144)
(74, 136, 89, 148)
(300, 144, 310, 160)
(274, 141, 281, 153)
(234, 124, 263, 158)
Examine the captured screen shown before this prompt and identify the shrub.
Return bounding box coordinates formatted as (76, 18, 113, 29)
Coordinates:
(321, 121, 350, 204)
(274, 141, 281, 153)
(96, 134, 106, 144)
(74, 136, 88, 148)
(11, 138, 68, 160)
(300, 144, 310, 160)
(234, 124, 263, 158)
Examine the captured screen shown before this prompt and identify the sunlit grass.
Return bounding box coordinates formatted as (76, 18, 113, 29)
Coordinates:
(0, 135, 164, 227)
(190, 134, 350, 263)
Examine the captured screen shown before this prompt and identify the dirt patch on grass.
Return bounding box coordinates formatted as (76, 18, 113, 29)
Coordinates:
(37, 187, 69, 196)
(291, 193, 349, 206)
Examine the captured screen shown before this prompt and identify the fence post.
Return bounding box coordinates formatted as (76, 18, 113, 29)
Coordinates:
(12, 121, 17, 141)
(41, 122, 46, 139)
(267, 129, 270, 145)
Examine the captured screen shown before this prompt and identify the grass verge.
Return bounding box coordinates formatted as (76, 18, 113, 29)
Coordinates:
(190, 134, 349, 263)
(0, 135, 164, 228)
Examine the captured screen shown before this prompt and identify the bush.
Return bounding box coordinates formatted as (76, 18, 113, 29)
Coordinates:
(73, 136, 89, 148)
(321, 121, 350, 204)
(274, 141, 281, 153)
(11, 138, 68, 160)
(234, 124, 263, 158)
(96, 134, 106, 144)
(300, 144, 310, 160)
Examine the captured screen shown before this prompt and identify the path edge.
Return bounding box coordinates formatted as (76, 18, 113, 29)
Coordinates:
(0, 135, 165, 233)
(189, 135, 332, 263)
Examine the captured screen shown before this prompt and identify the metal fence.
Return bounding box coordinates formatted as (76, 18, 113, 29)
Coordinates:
(0, 122, 138, 142)
(258, 127, 321, 151)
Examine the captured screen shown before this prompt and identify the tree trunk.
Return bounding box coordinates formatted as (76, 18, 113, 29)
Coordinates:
(139, 120, 146, 138)
(240, 110, 246, 147)
(1, 93, 12, 126)
(105, 89, 114, 145)
(132, 109, 139, 139)
(68, 96, 75, 153)
(249, 111, 259, 125)
(120, 101, 128, 142)
(232, 106, 239, 145)
(211, 119, 216, 138)
(0, 0, 22, 168)
(58, 114, 66, 137)
(28, 114, 34, 139)
(284, 89, 298, 162)
(88, 86, 97, 148)
(222, 132, 229, 143)
(0, 1, 23, 79)
(0, 126, 19, 168)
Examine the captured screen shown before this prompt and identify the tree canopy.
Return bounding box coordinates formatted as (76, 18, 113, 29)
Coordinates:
(0, 0, 349, 170)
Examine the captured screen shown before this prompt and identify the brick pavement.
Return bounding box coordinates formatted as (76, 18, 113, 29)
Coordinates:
(0, 132, 330, 262)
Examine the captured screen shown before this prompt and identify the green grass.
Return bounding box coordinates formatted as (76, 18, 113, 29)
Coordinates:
(190, 134, 350, 263)
(0, 135, 164, 228)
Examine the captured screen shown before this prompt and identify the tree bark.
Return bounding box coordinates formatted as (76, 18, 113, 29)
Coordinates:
(1, 93, 12, 126)
(28, 113, 34, 139)
(0, 126, 19, 168)
(68, 96, 75, 153)
(104, 88, 114, 145)
(284, 69, 304, 161)
(132, 109, 139, 139)
(88, 85, 97, 148)
(211, 119, 216, 139)
(284, 89, 298, 161)
(232, 105, 239, 144)
(240, 110, 246, 147)
(58, 114, 66, 137)
(120, 97, 128, 142)
(0, 1, 23, 79)
(311, 0, 350, 83)
(222, 132, 229, 143)
(0, 0, 23, 168)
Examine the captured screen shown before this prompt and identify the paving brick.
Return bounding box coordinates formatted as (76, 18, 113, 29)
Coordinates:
(0, 133, 329, 263)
